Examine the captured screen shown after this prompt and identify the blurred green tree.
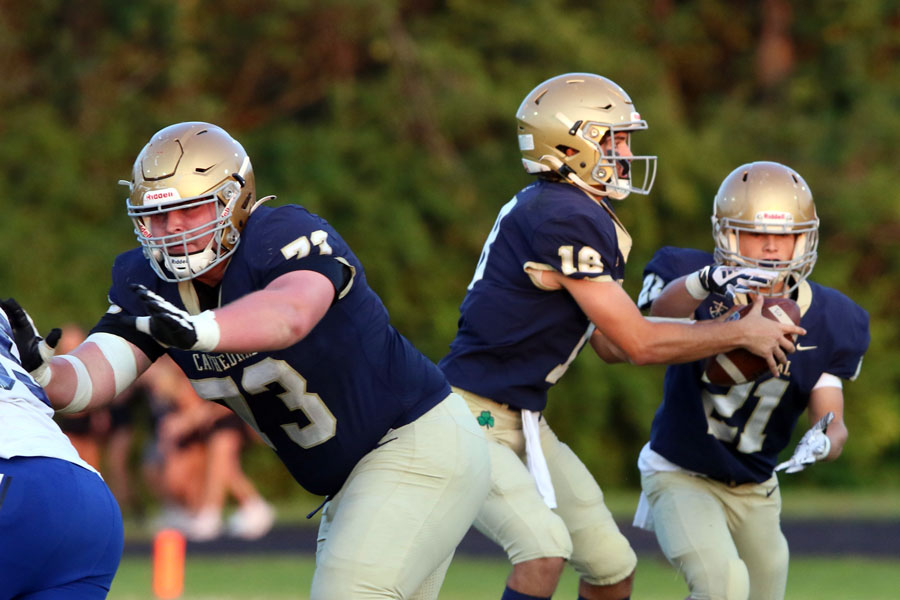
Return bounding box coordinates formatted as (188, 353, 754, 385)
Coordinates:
(1, 0, 897, 497)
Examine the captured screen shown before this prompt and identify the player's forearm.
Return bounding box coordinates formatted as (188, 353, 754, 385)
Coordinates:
(824, 422, 848, 461)
(44, 344, 122, 413)
(590, 329, 628, 363)
(615, 318, 747, 365)
(809, 389, 847, 462)
(648, 276, 702, 318)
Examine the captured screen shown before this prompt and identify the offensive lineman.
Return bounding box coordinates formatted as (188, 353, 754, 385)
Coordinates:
(0, 302, 123, 599)
(7, 122, 490, 599)
(633, 161, 869, 600)
(439, 74, 805, 600)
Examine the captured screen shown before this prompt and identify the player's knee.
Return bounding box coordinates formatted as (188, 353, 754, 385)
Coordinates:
(752, 534, 789, 581)
(491, 508, 573, 565)
(683, 556, 749, 600)
(571, 530, 637, 587)
(723, 558, 750, 600)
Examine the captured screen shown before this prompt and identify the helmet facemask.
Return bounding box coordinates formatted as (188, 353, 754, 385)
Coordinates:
(127, 176, 247, 282)
(582, 121, 655, 200)
(713, 219, 818, 296)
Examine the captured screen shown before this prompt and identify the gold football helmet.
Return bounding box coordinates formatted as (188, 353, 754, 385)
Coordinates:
(516, 73, 656, 200)
(712, 161, 819, 294)
(123, 122, 259, 282)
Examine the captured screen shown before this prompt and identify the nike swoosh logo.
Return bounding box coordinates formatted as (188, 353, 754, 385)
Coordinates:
(766, 485, 778, 497)
(796, 345, 818, 351)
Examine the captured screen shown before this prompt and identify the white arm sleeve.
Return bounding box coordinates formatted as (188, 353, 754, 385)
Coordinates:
(54, 355, 93, 414)
(84, 332, 139, 396)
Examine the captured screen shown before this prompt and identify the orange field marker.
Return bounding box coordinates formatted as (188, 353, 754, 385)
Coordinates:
(152, 528, 186, 599)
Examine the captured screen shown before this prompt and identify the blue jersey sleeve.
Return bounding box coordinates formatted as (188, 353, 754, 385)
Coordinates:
(239, 206, 354, 296)
(638, 247, 713, 310)
(91, 249, 168, 362)
(821, 291, 870, 380)
(531, 214, 619, 280)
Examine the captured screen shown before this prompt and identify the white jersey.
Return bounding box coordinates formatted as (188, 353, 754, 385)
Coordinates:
(0, 308, 96, 474)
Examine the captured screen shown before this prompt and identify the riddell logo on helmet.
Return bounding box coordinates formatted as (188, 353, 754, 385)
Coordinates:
(143, 188, 181, 205)
(756, 211, 793, 222)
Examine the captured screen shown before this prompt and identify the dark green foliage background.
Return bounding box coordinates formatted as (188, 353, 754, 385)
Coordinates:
(2, 1, 897, 492)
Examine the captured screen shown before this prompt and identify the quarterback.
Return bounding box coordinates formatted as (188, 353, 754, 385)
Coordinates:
(439, 74, 805, 600)
(8, 122, 490, 599)
(634, 161, 870, 600)
(0, 301, 123, 599)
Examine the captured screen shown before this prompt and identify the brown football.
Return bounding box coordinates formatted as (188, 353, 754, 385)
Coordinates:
(704, 297, 802, 386)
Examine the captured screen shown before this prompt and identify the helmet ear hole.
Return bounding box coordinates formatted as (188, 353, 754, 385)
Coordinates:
(727, 230, 739, 256)
(792, 233, 807, 261)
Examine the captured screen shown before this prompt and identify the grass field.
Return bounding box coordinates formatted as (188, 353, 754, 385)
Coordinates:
(109, 487, 900, 598)
(108, 553, 900, 599)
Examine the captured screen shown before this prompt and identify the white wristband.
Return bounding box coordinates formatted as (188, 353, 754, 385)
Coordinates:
(30, 337, 59, 387)
(192, 310, 221, 352)
(684, 270, 710, 301)
(31, 362, 52, 387)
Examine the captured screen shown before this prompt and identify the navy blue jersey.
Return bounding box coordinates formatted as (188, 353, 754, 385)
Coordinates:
(93, 204, 450, 496)
(641, 246, 870, 484)
(440, 180, 631, 411)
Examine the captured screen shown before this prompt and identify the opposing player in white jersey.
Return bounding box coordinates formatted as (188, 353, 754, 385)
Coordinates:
(0, 300, 123, 599)
(440, 75, 805, 600)
(634, 162, 869, 600)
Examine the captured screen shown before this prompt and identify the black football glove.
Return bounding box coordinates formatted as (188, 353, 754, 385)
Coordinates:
(0, 298, 61, 384)
(129, 284, 220, 352)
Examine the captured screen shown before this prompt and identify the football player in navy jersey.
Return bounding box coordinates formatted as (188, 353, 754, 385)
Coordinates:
(8, 122, 490, 600)
(439, 74, 805, 600)
(633, 161, 870, 600)
(0, 301, 123, 599)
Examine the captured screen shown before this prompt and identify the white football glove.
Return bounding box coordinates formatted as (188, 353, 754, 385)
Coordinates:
(775, 412, 835, 474)
(685, 265, 778, 301)
(130, 284, 220, 352)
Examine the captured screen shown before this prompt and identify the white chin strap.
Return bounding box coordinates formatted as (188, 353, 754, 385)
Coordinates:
(163, 240, 217, 279)
(605, 186, 630, 201)
(540, 155, 630, 200)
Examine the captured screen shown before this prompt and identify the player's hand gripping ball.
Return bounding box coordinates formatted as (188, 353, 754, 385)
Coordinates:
(704, 297, 801, 386)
